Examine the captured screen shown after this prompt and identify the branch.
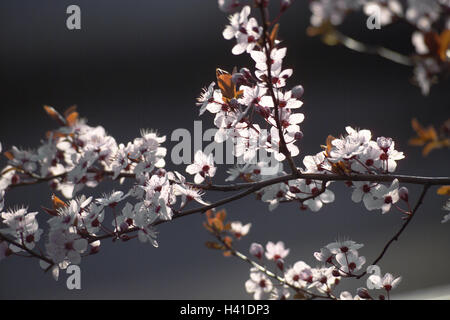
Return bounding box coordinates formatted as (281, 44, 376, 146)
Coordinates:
(357, 183, 431, 279)
(257, 2, 297, 173)
(213, 230, 335, 300)
(333, 29, 413, 67)
(197, 173, 450, 191)
(8, 166, 450, 193)
(0, 232, 54, 266)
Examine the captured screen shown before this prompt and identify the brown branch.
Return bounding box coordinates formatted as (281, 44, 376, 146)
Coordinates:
(212, 230, 335, 300)
(333, 30, 413, 67)
(196, 173, 450, 191)
(257, 2, 297, 173)
(356, 183, 431, 279)
(0, 232, 54, 266)
(8, 167, 450, 193)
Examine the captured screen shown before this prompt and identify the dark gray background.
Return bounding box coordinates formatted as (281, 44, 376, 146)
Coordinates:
(0, 0, 449, 299)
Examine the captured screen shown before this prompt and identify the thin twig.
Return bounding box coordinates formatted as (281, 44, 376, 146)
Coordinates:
(258, 2, 297, 173)
(213, 231, 335, 300)
(333, 30, 413, 67)
(356, 183, 430, 279)
(0, 232, 54, 266)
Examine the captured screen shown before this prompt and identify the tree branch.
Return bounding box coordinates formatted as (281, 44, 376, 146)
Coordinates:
(333, 29, 413, 67)
(357, 183, 431, 279)
(257, 2, 297, 173)
(212, 230, 335, 300)
(0, 232, 54, 266)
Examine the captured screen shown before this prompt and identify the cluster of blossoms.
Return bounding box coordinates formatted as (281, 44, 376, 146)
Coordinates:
(198, 7, 304, 165)
(244, 236, 401, 300)
(308, 0, 450, 95)
(0, 107, 217, 275)
(0, 0, 447, 299)
(328, 127, 407, 213)
(196, 4, 410, 215)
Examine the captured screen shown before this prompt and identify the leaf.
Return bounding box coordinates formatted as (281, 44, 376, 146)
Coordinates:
(212, 219, 224, 232)
(52, 194, 67, 209)
(203, 222, 214, 233)
(216, 68, 235, 101)
(421, 138, 449, 156)
(223, 250, 232, 257)
(437, 186, 450, 196)
(293, 292, 307, 300)
(64, 106, 79, 127)
(223, 236, 233, 247)
(3, 151, 14, 161)
(423, 141, 442, 156)
(409, 118, 450, 156)
(322, 31, 339, 46)
(41, 206, 59, 217)
(437, 29, 450, 62)
(322, 135, 336, 157)
(63, 105, 77, 118)
(204, 209, 228, 233)
(44, 105, 66, 125)
(65, 111, 79, 127)
(306, 21, 333, 37)
(216, 68, 242, 103)
(410, 118, 438, 144)
(205, 242, 224, 250)
(269, 23, 279, 47)
(216, 209, 227, 222)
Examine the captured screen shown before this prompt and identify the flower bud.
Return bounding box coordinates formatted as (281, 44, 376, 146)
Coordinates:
(254, 0, 269, 8)
(376, 136, 392, 152)
(239, 67, 252, 80)
(276, 258, 284, 271)
(89, 241, 101, 255)
(332, 269, 341, 277)
(399, 187, 409, 202)
(294, 131, 304, 140)
(291, 85, 304, 99)
(249, 242, 264, 259)
(11, 174, 20, 185)
(281, 0, 292, 12)
(232, 72, 245, 85)
(356, 287, 372, 300)
(119, 221, 129, 232)
(218, 0, 240, 13)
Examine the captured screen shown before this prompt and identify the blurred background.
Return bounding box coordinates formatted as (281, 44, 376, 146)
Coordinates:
(0, 0, 449, 299)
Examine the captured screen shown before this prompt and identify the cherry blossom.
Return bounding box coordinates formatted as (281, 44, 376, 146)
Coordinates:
(336, 250, 366, 275)
(1, 207, 42, 251)
(230, 221, 251, 239)
(372, 179, 400, 214)
(250, 242, 264, 259)
(368, 272, 402, 292)
(285, 261, 313, 288)
(245, 268, 273, 300)
(265, 241, 290, 261)
(185, 150, 217, 184)
(232, 16, 262, 55)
